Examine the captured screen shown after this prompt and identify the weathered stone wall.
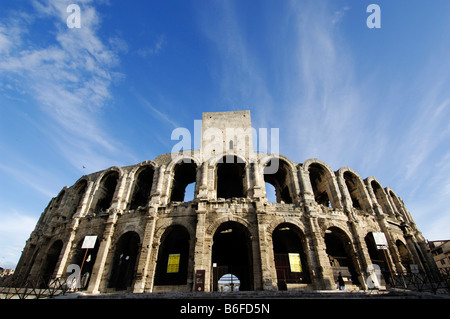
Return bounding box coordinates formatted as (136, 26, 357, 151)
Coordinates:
(13, 111, 439, 293)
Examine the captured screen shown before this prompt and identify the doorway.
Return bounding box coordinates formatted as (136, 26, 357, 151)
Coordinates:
(212, 222, 253, 291)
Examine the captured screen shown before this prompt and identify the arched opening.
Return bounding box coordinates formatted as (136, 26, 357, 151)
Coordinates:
(68, 180, 88, 218)
(265, 182, 277, 203)
(218, 273, 240, 292)
(40, 240, 63, 280)
(264, 159, 293, 204)
(69, 237, 100, 290)
(108, 231, 140, 291)
(371, 181, 390, 215)
(324, 227, 360, 286)
(170, 160, 197, 202)
(396, 240, 413, 272)
(130, 166, 154, 209)
(272, 223, 310, 290)
(93, 171, 119, 215)
(154, 225, 190, 286)
(364, 233, 390, 285)
(343, 171, 362, 209)
(212, 222, 253, 291)
(216, 156, 246, 199)
(389, 191, 404, 219)
(308, 163, 333, 207)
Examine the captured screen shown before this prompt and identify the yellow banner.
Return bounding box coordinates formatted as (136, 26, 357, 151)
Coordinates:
(167, 254, 180, 273)
(288, 253, 302, 272)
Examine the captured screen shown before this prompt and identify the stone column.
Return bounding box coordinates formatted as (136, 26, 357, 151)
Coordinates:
(192, 202, 210, 291)
(197, 162, 209, 200)
(87, 211, 119, 293)
(133, 208, 157, 293)
(306, 213, 334, 289)
(54, 219, 80, 279)
(256, 211, 276, 290)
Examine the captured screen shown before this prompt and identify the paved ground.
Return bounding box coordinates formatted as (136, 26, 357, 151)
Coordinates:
(57, 288, 450, 299)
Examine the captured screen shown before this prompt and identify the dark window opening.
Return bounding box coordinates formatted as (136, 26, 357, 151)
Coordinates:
(154, 226, 190, 285)
(216, 156, 246, 199)
(93, 171, 119, 214)
(130, 166, 154, 209)
(396, 240, 413, 272)
(108, 231, 140, 290)
(343, 172, 362, 209)
(170, 161, 197, 202)
(371, 181, 387, 212)
(264, 159, 293, 204)
(325, 228, 360, 285)
(308, 164, 332, 207)
(68, 180, 88, 218)
(40, 240, 64, 281)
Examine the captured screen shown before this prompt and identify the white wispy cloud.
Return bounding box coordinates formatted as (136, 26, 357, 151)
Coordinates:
(0, 0, 131, 173)
(137, 34, 167, 57)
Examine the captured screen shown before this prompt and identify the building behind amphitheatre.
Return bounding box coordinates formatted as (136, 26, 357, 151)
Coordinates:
(13, 110, 439, 294)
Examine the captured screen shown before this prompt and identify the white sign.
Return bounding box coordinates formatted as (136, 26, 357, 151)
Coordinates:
(372, 232, 388, 249)
(81, 236, 97, 249)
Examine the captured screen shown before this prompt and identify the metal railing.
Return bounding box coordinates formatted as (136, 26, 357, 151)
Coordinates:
(0, 275, 72, 299)
(390, 270, 450, 295)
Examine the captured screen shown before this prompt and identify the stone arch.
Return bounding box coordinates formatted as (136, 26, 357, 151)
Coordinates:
(91, 169, 120, 215)
(167, 154, 201, 172)
(366, 177, 394, 216)
(154, 225, 191, 286)
(386, 187, 405, 220)
(262, 156, 296, 204)
(271, 222, 312, 289)
(211, 221, 254, 291)
(129, 164, 156, 209)
(206, 215, 252, 237)
(303, 159, 341, 208)
(107, 231, 141, 291)
(68, 236, 100, 289)
(39, 239, 64, 280)
(324, 226, 360, 285)
(396, 239, 413, 272)
(65, 178, 88, 219)
(338, 168, 371, 211)
(168, 158, 198, 202)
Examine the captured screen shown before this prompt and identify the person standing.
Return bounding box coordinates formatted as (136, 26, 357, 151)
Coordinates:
(337, 272, 345, 291)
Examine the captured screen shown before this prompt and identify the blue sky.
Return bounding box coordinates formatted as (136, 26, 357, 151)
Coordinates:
(0, 0, 449, 269)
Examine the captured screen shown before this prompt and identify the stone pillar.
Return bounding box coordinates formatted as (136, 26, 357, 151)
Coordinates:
(133, 208, 157, 293)
(197, 162, 209, 200)
(347, 220, 371, 290)
(54, 219, 80, 279)
(192, 203, 210, 291)
(256, 211, 276, 290)
(87, 212, 118, 293)
(306, 213, 334, 289)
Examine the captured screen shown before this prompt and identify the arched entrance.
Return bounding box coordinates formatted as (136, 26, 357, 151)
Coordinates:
(324, 227, 360, 286)
(108, 231, 140, 291)
(40, 240, 63, 280)
(154, 225, 191, 286)
(396, 240, 413, 272)
(69, 237, 100, 289)
(211, 222, 253, 291)
(272, 223, 311, 290)
(364, 233, 390, 286)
